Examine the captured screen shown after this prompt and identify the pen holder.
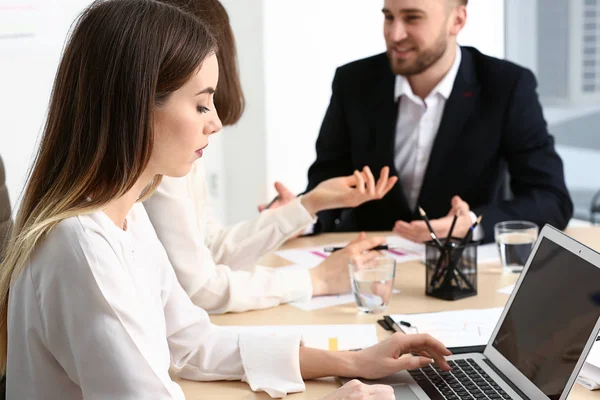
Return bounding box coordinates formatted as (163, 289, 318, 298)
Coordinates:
(425, 238, 478, 301)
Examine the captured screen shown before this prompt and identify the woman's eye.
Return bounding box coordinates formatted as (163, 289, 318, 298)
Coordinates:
(197, 106, 209, 114)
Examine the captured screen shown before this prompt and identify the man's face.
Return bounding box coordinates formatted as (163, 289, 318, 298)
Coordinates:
(383, 0, 455, 76)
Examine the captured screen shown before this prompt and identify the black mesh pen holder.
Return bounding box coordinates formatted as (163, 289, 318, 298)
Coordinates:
(425, 238, 478, 300)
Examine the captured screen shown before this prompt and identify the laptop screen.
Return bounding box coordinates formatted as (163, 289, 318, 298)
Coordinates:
(492, 237, 600, 400)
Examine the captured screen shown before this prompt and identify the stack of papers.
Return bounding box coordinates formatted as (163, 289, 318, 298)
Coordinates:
(225, 324, 378, 351)
(391, 308, 504, 348)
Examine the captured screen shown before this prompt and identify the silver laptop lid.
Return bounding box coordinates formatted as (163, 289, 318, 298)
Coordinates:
(483, 225, 600, 400)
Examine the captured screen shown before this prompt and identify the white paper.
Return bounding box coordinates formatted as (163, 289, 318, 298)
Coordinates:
(497, 284, 515, 295)
(275, 237, 498, 268)
(391, 308, 504, 348)
(289, 289, 400, 311)
(275, 236, 424, 269)
(225, 324, 378, 351)
(274, 247, 330, 269)
(477, 243, 500, 264)
(578, 341, 600, 390)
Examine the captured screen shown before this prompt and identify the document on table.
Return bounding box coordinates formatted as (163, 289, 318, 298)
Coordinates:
(288, 289, 400, 311)
(275, 237, 499, 268)
(579, 341, 600, 390)
(225, 324, 378, 351)
(390, 308, 504, 348)
(477, 243, 500, 264)
(274, 236, 425, 268)
(497, 284, 515, 295)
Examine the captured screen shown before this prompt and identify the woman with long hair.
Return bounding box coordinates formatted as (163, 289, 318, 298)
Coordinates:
(144, 0, 399, 314)
(0, 1, 450, 398)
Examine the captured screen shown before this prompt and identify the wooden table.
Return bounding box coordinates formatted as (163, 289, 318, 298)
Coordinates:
(176, 228, 600, 399)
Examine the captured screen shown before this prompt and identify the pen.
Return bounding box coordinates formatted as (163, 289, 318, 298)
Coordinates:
(399, 320, 412, 328)
(431, 210, 461, 287)
(445, 209, 461, 244)
(324, 244, 400, 253)
(264, 195, 279, 210)
(383, 315, 402, 332)
(458, 215, 483, 247)
(418, 206, 444, 248)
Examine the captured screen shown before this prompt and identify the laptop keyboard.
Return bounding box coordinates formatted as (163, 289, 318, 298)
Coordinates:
(408, 359, 513, 400)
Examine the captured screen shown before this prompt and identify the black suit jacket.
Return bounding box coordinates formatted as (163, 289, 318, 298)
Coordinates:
(306, 47, 573, 242)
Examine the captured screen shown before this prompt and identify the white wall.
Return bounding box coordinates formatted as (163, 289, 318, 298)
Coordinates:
(221, 0, 505, 224)
(0, 0, 91, 208)
(0, 0, 506, 224)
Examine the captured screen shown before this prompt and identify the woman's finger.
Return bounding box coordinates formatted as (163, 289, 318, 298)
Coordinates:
(362, 166, 376, 197)
(394, 355, 435, 371)
(375, 166, 390, 194)
(354, 170, 366, 194)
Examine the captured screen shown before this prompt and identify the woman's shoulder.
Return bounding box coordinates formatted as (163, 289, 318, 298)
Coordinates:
(30, 211, 119, 275)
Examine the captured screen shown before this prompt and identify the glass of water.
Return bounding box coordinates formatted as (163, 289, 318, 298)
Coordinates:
(349, 256, 396, 313)
(494, 221, 539, 273)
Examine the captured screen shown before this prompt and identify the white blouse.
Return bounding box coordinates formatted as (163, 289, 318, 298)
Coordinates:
(143, 160, 315, 314)
(7, 203, 304, 399)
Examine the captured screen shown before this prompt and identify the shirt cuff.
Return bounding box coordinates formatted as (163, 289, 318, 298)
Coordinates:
(271, 197, 316, 236)
(273, 268, 313, 303)
(302, 223, 316, 236)
(469, 211, 484, 241)
(240, 332, 305, 398)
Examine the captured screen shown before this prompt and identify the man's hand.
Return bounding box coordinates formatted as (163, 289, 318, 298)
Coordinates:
(393, 196, 472, 242)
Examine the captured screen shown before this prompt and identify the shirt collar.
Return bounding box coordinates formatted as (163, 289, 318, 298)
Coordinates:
(394, 45, 462, 102)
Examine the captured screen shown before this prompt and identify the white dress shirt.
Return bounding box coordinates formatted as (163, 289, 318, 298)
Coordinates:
(394, 46, 462, 212)
(7, 203, 305, 399)
(143, 160, 315, 314)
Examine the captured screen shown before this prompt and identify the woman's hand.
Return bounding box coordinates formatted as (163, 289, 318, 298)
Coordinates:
(319, 380, 395, 400)
(257, 181, 297, 212)
(349, 332, 452, 380)
(309, 233, 386, 296)
(301, 166, 398, 216)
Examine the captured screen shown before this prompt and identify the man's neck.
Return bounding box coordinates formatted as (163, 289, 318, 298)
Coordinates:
(407, 44, 458, 100)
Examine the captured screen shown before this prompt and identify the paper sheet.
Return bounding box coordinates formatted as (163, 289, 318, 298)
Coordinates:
(225, 324, 378, 351)
(477, 243, 501, 264)
(391, 308, 504, 348)
(578, 341, 600, 390)
(275, 236, 424, 268)
(275, 236, 499, 268)
(289, 289, 400, 311)
(497, 284, 515, 295)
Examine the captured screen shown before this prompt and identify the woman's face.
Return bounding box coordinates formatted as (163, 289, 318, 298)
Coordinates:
(150, 54, 222, 177)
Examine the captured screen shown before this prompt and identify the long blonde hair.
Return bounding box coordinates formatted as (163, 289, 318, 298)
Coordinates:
(0, 0, 216, 372)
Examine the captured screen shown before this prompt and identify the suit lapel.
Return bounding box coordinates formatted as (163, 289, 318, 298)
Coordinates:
(417, 48, 480, 209)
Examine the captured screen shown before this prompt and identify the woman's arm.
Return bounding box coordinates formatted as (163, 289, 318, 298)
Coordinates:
(187, 160, 315, 268)
(144, 170, 314, 313)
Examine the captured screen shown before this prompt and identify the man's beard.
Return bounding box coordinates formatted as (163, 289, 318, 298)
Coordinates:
(388, 34, 448, 76)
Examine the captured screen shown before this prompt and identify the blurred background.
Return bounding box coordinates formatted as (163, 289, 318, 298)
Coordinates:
(0, 0, 597, 224)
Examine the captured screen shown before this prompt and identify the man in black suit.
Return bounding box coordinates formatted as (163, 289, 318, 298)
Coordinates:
(305, 0, 573, 243)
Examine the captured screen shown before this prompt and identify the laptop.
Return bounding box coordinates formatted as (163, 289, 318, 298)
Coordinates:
(341, 225, 600, 400)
